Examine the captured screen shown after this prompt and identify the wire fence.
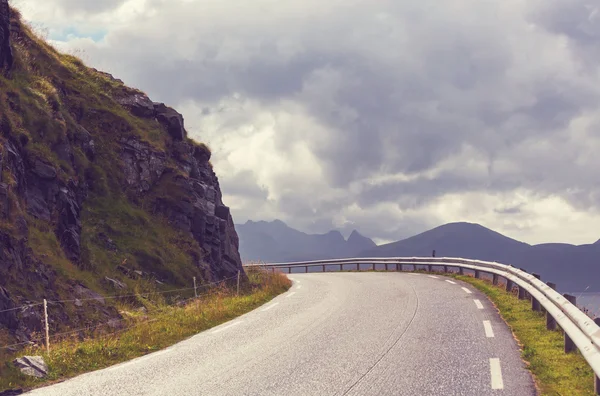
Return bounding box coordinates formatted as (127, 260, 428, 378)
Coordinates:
(0, 272, 243, 352)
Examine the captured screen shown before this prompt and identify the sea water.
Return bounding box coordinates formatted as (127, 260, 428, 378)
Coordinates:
(575, 293, 600, 318)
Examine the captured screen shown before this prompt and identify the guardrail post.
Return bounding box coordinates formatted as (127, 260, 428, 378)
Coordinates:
(322, 265, 325, 272)
(357, 263, 360, 271)
(475, 270, 481, 279)
(546, 282, 557, 330)
(492, 274, 499, 286)
(531, 273, 542, 312)
(563, 294, 577, 353)
(305, 266, 308, 273)
(396, 263, 399, 271)
(340, 264, 343, 272)
(443, 265, 448, 273)
(459, 267, 464, 275)
(428, 264, 432, 272)
(385, 263, 388, 271)
(518, 286, 526, 300)
(506, 279, 514, 293)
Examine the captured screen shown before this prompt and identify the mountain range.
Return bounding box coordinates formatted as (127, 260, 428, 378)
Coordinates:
(238, 220, 600, 292)
(236, 220, 375, 262)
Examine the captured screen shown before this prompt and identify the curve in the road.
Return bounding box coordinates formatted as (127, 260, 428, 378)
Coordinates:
(26, 272, 536, 396)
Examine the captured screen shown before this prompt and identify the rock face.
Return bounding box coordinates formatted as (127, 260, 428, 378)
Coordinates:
(119, 96, 243, 280)
(0, 7, 243, 346)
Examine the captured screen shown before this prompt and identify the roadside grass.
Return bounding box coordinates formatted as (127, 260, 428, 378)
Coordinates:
(0, 269, 291, 393)
(451, 274, 595, 396)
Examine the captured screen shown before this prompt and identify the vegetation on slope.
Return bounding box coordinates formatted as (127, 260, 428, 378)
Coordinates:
(454, 274, 595, 396)
(0, 268, 291, 393)
(0, 6, 232, 347)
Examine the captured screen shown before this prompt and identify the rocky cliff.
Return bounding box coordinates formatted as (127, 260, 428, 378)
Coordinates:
(0, 6, 243, 345)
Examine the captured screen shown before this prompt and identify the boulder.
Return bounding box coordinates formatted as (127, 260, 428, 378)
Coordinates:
(0, 389, 24, 396)
(154, 103, 186, 141)
(12, 356, 48, 378)
(104, 276, 127, 290)
(117, 94, 155, 118)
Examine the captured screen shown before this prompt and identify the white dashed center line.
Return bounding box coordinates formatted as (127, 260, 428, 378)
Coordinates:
(474, 300, 484, 309)
(212, 321, 242, 334)
(286, 292, 296, 298)
(261, 302, 279, 312)
(428, 275, 439, 279)
(490, 358, 504, 389)
(461, 287, 472, 294)
(445, 280, 457, 284)
(483, 320, 495, 338)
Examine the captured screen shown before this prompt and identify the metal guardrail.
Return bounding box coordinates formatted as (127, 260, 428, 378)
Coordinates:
(244, 256, 600, 394)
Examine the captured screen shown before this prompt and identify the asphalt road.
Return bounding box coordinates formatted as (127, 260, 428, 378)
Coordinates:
(27, 272, 536, 396)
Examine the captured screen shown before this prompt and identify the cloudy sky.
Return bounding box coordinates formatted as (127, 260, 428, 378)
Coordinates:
(14, 0, 600, 245)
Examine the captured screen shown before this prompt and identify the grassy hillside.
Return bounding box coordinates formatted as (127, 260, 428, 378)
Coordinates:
(0, 7, 239, 346)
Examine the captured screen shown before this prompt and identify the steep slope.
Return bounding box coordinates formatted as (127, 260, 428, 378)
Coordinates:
(236, 220, 376, 262)
(0, 8, 242, 343)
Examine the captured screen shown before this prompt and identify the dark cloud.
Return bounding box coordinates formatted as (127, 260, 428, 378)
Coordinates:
(20, 0, 600, 244)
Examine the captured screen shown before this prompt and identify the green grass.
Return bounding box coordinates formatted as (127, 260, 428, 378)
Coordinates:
(0, 268, 291, 393)
(452, 274, 596, 396)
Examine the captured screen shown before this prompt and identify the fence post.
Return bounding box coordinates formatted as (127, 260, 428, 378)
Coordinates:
(43, 299, 50, 355)
(492, 274, 499, 286)
(563, 294, 577, 353)
(546, 282, 557, 330)
(237, 271, 240, 296)
(193, 276, 198, 298)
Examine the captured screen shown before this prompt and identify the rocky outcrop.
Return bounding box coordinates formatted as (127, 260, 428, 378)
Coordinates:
(0, 8, 244, 348)
(118, 94, 243, 281)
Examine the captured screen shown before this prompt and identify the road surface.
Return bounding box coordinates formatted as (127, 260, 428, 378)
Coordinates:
(27, 272, 536, 396)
